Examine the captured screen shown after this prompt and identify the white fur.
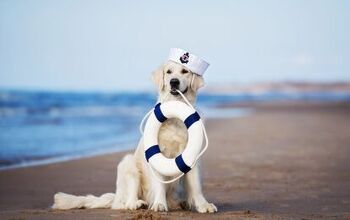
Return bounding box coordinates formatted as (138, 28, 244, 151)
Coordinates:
(52, 61, 217, 213)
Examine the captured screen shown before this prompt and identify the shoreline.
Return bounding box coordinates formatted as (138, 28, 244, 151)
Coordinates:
(1, 101, 350, 219)
(0, 106, 253, 172)
(0, 145, 133, 172)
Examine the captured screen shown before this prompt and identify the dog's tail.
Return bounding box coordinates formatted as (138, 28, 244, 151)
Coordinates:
(52, 192, 115, 210)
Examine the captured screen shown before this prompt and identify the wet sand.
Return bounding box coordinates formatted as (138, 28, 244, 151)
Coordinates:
(1, 101, 350, 219)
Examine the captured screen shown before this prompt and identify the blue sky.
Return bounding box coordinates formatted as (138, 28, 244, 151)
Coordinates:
(0, 0, 349, 91)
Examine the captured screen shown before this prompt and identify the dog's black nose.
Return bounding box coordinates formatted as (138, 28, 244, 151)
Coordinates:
(170, 78, 180, 88)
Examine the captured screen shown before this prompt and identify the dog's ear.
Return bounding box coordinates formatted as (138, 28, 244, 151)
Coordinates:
(190, 73, 205, 91)
(151, 64, 165, 91)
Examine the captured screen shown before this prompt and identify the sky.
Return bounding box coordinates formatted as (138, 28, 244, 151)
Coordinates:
(0, 0, 349, 91)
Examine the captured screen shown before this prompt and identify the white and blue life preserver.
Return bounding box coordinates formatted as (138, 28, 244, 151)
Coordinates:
(143, 101, 204, 177)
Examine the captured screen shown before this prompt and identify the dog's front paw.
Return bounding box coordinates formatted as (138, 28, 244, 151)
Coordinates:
(150, 202, 168, 212)
(126, 200, 148, 210)
(196, 202, 217, 213)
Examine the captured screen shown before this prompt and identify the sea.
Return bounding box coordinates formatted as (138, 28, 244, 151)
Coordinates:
(1, 89, 349, 170)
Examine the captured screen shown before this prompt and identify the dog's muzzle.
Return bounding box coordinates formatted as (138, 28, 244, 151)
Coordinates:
(170, 78, 187, 95)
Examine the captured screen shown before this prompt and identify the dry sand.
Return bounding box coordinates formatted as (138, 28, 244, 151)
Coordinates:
(0, 101, 350, 220)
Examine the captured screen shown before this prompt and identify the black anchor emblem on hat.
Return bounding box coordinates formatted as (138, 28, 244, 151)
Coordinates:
(179, 52, 189, 64)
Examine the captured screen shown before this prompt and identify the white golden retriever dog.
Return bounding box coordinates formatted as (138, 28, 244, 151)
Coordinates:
(52, 60, 217, 213)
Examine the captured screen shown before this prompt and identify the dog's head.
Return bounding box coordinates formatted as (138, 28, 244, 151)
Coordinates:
(152, 61, 205, 100)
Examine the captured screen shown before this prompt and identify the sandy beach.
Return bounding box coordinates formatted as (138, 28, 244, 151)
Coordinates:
(0, 101, 350, 220)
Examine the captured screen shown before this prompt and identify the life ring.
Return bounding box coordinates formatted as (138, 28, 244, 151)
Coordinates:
(143, 101, 204, 177)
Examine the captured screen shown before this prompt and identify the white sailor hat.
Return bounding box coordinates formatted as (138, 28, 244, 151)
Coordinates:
(168, 48, 209, 76)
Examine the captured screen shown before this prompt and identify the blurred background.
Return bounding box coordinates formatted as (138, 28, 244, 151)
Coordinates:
(1, 0, 349, 170)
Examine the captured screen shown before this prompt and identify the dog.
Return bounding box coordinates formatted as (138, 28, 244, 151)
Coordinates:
(52, 60, 217, 213)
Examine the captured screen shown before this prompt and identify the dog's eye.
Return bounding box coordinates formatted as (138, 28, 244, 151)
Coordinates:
(166, 69, 172, 74)
(181, 69, 189, 74)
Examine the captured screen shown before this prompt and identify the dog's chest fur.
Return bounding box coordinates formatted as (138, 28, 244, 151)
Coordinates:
(158, 118, 188, 158)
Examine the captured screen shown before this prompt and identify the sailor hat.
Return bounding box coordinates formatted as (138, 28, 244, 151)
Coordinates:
(168, 48, 209, 76)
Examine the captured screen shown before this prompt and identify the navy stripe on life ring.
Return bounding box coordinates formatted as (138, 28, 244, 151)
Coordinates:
(154, 103, 167, 123)
(175, 154, 191, 173)
(145, 145, 161, 162)
(184, 112, 200, 129)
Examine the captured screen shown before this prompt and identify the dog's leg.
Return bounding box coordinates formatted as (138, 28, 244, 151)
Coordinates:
(149, 175, 168, 212)
(184, 164, 217, 213)
(111, 154, 147, 210)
